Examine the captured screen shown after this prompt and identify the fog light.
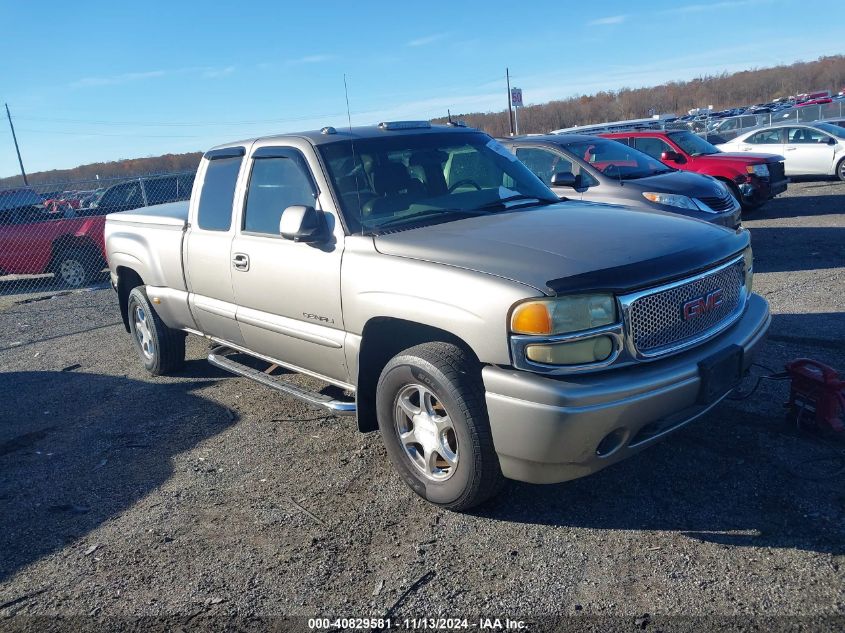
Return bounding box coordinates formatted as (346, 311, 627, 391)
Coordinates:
(525, 336, 613, 366)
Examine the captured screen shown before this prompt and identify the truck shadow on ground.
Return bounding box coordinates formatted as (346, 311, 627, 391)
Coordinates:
(477, 312, 845, 556)
(479, 408, 844, 555)
(0, 370, 235, 583)
(746, 225, 845, 273)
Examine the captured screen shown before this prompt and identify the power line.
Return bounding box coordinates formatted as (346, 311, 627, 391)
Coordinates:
(14, 112, 350, 127)
(16, 128, 205, 139)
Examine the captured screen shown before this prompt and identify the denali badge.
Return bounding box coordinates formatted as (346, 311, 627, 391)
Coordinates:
(682, 289, 723, 320)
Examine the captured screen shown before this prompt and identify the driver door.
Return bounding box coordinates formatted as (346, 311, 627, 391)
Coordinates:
(229, 144, 348, 385)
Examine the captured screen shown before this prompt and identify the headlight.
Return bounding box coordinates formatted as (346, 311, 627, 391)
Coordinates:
(743, 247, 754, 294)
(746, 163, 769, 177)
(642, 192, 699, 210)
(511, 294, 617, 336)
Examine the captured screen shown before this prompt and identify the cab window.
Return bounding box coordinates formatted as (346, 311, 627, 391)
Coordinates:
(514, 147, 572, 185)
(633, 137, 674, 160)
(243, 153, 316, 235)
(197, 152, 244, 231)
(787, 127, 829, 144)
(747, 129, 783, 145)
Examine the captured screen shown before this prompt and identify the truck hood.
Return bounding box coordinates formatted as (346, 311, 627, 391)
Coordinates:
(696, 152, 784, 165)
(374, 202, 749, 295)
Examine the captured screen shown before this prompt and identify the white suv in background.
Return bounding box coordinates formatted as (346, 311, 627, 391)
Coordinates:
(718, 122, 845, 180)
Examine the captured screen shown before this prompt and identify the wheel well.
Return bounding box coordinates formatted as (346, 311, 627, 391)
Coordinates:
(116, 267, 144, 332)
(355, 318, 478, 433)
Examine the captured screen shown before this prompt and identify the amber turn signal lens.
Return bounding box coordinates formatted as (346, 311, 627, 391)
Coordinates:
(511, 302, 552, 335)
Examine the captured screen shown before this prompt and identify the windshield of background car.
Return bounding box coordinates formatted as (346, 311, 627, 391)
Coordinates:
(563, 138, 674, 180)
(669, 131, 721, 156)
(318, 132, 558, 233)
(815, 122, 845, 139)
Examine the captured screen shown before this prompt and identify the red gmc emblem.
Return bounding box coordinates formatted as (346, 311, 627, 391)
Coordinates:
(682, 289, 723, 320)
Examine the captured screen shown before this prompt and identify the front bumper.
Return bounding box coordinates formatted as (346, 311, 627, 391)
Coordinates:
(740, 176, 788, 205)
(483, 293, 771, 484)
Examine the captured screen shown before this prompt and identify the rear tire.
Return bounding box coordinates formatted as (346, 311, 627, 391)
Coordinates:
(375, 342, 505, 511)
(127, 287, 185, 376)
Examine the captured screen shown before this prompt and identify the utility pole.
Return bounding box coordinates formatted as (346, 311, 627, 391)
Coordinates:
(5, 103, 28, 186)
(506, 68, 515, 136)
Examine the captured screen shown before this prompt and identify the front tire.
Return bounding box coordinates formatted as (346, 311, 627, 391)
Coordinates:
(836, 157, 845, 182)
(54, 248, 96, 288)
(376, 342, 504, 511)
(127, 287, 185, 376)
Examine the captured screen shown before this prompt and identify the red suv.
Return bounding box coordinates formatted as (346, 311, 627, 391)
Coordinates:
(600, 130, 788, 212)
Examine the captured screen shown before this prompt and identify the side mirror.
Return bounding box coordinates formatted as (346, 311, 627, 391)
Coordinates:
(660, 150, 685, 163)
(826, 136, 837, 145)
(279, 205, 325, 243)
(550, 171, 577, 187)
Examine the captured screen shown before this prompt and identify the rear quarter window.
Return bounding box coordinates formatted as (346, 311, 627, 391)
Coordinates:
(197, 154, 244, 231)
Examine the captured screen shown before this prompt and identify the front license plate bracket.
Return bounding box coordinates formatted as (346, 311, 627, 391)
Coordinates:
(698, 344, 744, 405)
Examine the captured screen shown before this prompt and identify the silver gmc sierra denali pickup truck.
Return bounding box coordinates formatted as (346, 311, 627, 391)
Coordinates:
(106, 121, 770, 511)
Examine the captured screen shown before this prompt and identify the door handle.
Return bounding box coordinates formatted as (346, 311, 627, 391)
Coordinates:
(786, 147, 797, 151)
(232, 253, 250, 271)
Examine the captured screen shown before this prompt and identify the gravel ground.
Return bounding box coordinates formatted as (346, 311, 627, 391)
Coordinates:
(0, 179, 843, 631)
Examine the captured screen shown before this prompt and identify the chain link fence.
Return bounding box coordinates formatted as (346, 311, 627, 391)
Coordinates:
(664, 101, 845, 140)
(0, 172, 194, 303)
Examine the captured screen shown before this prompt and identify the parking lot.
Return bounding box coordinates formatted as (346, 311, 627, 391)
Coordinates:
(0, 179, 843, 628)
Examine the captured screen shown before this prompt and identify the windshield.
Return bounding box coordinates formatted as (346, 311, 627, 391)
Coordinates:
(815, 122, 845, 139)
(562, 138, 674, 180)
(669, 131, 721, 156)
(318, 132, 558, 233)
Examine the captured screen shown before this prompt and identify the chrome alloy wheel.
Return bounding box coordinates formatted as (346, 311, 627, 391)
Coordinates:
(59, 258, 86, 287)
(133, 305, 155, 360)
(393, 383, 459, 481)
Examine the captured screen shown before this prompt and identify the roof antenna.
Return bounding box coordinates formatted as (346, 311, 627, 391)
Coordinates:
(343, 74, 364, 235)
(447, 108, 453, 125)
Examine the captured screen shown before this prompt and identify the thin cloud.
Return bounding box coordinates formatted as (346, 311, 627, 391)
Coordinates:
(202, 65, 235, 78)
(661, 0, 771, 14)
(588, 15, 627, 25)
(288, 54, 335, 65)
(407, 33, 448, 47)
(70, 66, 235, 88)
(71, 70, 168, 88)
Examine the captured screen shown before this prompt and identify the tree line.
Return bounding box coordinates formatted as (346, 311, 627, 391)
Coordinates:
(433, 55, 845, 137)
(3, 55, 843, 188)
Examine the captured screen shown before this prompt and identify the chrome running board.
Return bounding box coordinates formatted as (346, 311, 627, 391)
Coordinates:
(207, 346, 356, 416)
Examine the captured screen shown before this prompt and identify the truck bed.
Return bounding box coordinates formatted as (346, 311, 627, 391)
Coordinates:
(105, 200, 190, 293)
(106, 200, 189, 227)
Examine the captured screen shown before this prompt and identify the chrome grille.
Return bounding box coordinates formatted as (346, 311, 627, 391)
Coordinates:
(698, 193, 735, 212)
(627, 259, 745, 356)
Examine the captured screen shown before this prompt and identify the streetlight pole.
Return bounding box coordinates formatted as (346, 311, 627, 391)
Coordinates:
(5, 103, 28, 186)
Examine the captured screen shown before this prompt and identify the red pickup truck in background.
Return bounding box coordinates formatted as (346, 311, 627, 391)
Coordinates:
(600, 130, 788, 213)
(0, 187, 107, 287)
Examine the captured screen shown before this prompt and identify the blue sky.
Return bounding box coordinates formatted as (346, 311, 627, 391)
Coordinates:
(0, 0, 841, 177)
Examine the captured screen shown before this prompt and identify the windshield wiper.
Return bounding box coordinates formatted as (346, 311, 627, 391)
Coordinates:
(367, 208, 494, 232)
(473, 194, 557, 211)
